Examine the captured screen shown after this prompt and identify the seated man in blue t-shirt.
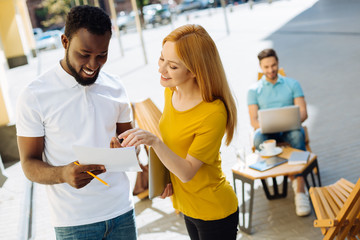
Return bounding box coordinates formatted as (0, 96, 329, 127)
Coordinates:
(247, 48, 310, 216)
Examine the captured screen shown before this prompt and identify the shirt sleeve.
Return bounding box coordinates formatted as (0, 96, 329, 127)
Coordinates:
(188, 111, 226, 165)
(16, 89, 45, 137)
(291, 79, 305, 98)
(247, 87, 258, 106)
(115, 78, 133, 123)
(117, 101, 132, 123)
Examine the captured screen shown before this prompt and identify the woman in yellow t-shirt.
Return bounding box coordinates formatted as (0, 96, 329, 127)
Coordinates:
(117, 24, 239, 239)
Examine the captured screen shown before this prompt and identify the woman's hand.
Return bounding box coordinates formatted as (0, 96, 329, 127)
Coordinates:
(160, 183, 173, 199)
(118, 128, 159, 148)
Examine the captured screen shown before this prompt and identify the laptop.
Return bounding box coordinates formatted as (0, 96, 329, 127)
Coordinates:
(148, 147, 171, 200)
(258, 105, 301, 134)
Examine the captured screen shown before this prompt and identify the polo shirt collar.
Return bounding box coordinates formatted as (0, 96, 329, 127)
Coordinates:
(55, 62, 80, 88)
(261, 74, 285, 86)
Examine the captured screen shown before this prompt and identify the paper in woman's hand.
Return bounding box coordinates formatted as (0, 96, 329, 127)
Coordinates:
(73, 145, 142, 172)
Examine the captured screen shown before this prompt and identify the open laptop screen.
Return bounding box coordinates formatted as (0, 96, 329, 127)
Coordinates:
(258, 105, 301, 134)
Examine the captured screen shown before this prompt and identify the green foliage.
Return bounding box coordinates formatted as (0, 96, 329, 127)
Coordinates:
(35, 8, 47, 20)
(135, 0, 150, 27)
(137, 0, 150, 8)
(40, 0, 72, 28)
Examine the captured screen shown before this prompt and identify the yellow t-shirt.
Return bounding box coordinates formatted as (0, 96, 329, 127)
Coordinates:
(159, 88, 238, 220)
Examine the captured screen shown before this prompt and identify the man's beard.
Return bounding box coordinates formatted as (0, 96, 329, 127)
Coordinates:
(66, 50, 99, 86)
(266, 71, 278, 81)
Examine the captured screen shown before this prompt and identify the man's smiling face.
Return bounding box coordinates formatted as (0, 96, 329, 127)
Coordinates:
(61, 28, 111, 86)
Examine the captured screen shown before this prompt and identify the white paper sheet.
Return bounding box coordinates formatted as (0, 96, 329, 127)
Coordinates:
(73, 145, 142, 172)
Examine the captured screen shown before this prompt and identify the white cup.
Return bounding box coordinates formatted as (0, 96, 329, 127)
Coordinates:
(259, 139, 276, 154)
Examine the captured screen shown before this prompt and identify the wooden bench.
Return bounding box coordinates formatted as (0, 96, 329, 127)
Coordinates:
(132, 98, 180, 213)
(131, 98, 162, 199)
(133, 98, 162, 140)
(309, 178, 360, 239)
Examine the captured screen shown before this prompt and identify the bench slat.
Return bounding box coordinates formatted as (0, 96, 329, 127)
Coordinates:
(311, 178, 360, 239)
(324, 178, 360, 240)
(327, 186, 344, 210)
(322, 187, 341, 217)
(330, 184, 348, 203)
(318, 187, 337, 220)
(339, 178, 355, 189)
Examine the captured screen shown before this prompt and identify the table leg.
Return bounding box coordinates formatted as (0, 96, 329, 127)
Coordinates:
(261, 176, 288, 200)
(299, 158, 321, 190)
(297, 158, 321, 213)
(233, 173, 254, 234)
(315, 160, 322, 187)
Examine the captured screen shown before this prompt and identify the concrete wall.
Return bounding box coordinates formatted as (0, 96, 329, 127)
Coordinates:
(0, 0, 35, 68)
(16, 0, 37, 57)
(0, 88, 9, 127)
(0, 42, 9, 127)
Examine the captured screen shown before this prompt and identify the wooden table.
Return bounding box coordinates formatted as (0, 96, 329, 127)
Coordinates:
(232, 147, 321, 234)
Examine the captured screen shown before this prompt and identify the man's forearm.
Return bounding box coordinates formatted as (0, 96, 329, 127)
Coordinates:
(251, 119, 260, 129)
(21, 158, 65, 185)
(300, 111, 308, 122)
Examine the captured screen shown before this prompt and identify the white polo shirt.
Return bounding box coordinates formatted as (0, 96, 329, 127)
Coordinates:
(16, 63, 134, 227)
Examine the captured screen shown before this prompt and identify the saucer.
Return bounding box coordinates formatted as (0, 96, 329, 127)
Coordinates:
(259, 147, 283, 157)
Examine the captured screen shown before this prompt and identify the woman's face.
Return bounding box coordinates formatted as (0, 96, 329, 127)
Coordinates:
(158, 41, 195, 88)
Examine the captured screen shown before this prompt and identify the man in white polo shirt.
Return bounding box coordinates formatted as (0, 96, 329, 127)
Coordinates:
(16, 6, 137, 239)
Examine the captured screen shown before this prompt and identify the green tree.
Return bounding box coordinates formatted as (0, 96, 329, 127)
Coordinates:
(41, 0, 72, 28)
(136, 0, 150, 28)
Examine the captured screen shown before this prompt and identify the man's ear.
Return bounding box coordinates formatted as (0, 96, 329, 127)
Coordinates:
(61, 34, 69, 49)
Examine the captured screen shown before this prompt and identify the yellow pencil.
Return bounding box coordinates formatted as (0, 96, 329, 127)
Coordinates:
(74, 161, 109, 187)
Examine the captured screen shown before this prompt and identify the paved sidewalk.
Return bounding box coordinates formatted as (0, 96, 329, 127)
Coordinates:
(1, 0, 360, 239)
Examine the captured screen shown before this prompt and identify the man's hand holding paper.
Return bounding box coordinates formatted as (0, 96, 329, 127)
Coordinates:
(62, 161, 106, 189)
(73, 145, 142, 172)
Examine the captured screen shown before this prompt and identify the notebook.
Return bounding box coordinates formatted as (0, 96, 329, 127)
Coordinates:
(258, 105, 301, 134)
(249, 156, 288, 172)
(288, 151, 310, 165)
(148, 147, 171, 200)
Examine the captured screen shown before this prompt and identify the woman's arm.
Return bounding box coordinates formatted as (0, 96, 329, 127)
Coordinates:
(118, 128, 203, 183)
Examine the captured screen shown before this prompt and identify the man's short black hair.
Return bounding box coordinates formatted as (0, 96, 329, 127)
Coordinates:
(258, 48, 278, 62)
(64, 5, 112, 40)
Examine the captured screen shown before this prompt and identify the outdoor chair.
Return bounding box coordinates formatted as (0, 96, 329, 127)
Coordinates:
(309, 178, 360, 239)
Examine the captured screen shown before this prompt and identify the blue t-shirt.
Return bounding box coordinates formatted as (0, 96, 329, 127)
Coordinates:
(247, 75, 304, 110)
